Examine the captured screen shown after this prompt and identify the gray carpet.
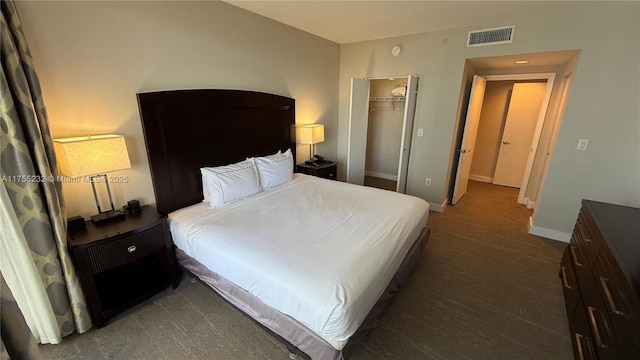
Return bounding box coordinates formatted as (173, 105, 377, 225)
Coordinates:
(40, 181, 573, 359)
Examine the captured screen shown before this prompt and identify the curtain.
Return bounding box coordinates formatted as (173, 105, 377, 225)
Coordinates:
(0, 0, 92, 345)
(0, 272, 43, 360)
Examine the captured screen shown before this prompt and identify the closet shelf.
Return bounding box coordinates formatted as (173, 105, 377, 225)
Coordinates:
(369, 96, 406, 102)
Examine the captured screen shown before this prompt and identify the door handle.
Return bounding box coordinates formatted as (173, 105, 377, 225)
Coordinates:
(458, 149, 470, 153)
(502, 140, 511, 145)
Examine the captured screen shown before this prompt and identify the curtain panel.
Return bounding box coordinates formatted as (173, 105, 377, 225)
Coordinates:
(0, 272, 44, 360)
(0, 0, 91, 344)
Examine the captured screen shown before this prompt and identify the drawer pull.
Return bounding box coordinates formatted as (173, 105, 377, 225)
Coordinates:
(587, 306, 608, 349)
(570, 245, 583, 267)
(578, 225, 591, 242)
(560, 266, 573, 289)
(127, 245, 137, 253)
(575, 332, 594, 360)
(599, 276, 625, 316)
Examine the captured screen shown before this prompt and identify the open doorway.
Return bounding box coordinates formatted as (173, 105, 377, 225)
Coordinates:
(447, 50, 581, 215)
(470, 80, 549, 205)
(452, 73, 555, 207)
(347, 75, 418, 193)
(364, 78, 410, 191)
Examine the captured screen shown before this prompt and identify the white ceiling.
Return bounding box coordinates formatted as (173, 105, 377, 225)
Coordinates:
(224, 1, 576, 44)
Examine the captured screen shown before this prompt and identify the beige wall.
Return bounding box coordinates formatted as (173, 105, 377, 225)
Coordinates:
(16, 1, 340, 218)
(338, 2, 639, 237)
(15, 1, 639, 239)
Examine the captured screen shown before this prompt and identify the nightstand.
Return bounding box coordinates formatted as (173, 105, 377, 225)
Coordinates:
(67, 205, 179, 327)
(296, 161, 337, 180)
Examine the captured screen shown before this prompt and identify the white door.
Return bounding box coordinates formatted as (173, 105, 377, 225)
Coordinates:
(452, 75, 487, 204)
(346, 78, 371, 185)
(493, 82, 547, 188)
(396, 75, 418, 193)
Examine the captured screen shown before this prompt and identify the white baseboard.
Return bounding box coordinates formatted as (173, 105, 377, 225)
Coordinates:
(528, 224, 571, 243)
(468, 175, 493, 183)
(365, 171, 397, 181)
(525, 198, 535, 209)
(428, 199, 448, 213)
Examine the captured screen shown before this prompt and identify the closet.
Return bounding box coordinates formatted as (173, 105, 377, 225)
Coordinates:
(347, 75, 418, 193)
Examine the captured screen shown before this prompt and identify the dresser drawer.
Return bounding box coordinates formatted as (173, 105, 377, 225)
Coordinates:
(569, 237, 595, 293)
(561, 247, 581, 318)
(571, 301, 598, 360)
(576, 212, 602, 263)
(593, 255, 640, 354)
(86, 224, 166, 273)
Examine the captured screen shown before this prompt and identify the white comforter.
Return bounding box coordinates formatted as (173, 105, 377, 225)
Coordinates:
(168, 174, 429, 350)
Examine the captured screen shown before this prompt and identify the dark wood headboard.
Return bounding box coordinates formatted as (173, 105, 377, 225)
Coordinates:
(138, 89, 296, 215)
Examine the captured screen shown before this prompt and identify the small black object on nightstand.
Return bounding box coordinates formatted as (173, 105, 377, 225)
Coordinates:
(296, 161, 337, 180)
(67, 205, 180, 327)
(123, 199, 141, 214)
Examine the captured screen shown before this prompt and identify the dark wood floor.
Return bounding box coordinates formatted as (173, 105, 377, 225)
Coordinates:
(364, 175, 396, 191)
(40, 181, 573, 360)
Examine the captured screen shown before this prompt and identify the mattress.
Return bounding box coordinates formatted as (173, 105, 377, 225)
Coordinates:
(168, 174, 429, 350)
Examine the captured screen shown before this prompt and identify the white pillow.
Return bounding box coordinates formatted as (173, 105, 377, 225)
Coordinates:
(254, 149, 293, 189)
(201, 158, 262, 207)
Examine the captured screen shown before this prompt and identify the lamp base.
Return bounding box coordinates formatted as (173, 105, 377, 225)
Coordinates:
(91, 209, 125, 223)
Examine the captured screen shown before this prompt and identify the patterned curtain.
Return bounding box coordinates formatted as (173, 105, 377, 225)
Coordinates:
(0, 0, 92, 345)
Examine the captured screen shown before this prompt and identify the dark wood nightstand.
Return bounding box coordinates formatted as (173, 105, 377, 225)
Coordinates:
(296, 161, 337, 180)
(67, 205, 179, 327)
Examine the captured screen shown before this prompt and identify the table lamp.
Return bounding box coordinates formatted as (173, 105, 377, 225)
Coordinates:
(299, 124, 324, 161)
(54, 134, 131, 222)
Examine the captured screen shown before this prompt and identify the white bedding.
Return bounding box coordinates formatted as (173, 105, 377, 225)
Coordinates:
(168, 174, 429, 350)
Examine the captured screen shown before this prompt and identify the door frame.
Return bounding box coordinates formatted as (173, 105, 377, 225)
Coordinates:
(395, 76, 418, 193)
(532, 72, 573, 219)
(478, 73, 555, 205)
(347, 75, 419, 192)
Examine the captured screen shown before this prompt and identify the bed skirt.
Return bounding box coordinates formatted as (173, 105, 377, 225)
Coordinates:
(175, 226, 430, 360)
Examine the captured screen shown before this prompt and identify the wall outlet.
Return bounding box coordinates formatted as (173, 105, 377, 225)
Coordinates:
(417, 128, 424, 137)
(425, 178, 432, 186)
(577, 139, 589, 150)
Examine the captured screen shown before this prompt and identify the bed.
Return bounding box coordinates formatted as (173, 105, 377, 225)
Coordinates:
(138, 89, 430, 359)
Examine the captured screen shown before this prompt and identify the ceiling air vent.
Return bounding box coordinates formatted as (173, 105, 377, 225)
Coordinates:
(467, 25, 515, 47)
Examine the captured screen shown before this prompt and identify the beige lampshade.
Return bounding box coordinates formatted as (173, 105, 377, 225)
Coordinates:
(299, 124, 325, 145)
(53, 134, 131, 177)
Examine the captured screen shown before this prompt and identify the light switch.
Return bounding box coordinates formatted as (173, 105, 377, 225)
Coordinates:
(577, 139, 589, 151)
(417, 128, 424, 137)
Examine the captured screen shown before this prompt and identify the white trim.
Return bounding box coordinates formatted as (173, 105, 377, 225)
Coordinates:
(528, 225, 571, 243)
(468, 174, 493, 183)
(365, 170, 397, 181)
(532, 72, 573, 221)
(365, 75, 411, 80)
(525, 198, 535, 209)
(428, 199, 448, 213)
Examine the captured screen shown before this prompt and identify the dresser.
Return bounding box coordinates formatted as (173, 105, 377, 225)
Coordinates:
(560, 200, 640, 359)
